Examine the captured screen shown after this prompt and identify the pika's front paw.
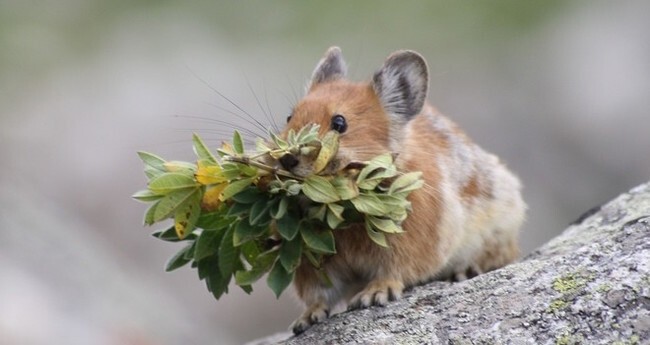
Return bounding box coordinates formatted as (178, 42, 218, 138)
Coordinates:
(291, 302, 330, 335)
(347, 279, 404, 310)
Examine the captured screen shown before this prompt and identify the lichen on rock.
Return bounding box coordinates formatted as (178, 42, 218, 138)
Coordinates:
(249, 182, 650, 345)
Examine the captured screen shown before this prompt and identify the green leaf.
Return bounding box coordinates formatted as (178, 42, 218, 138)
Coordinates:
(307, 204, 327, 221)
(165, 243, 194, 272)
(196, 209, 233, 230)
(357, 178, 382, 191)
(331, 176, 359, 200)
(231, 186, 263, 204)
(152, 226, 197, 242)
(174, 190, 202, 239)
(269, 132, 288, 150)
(234, 250, 278, 286)
(303, 250, 321, 268)
(296, 124, 320, 144)
(206, 274, 230, 300)
(326, 207, 344, 229)
(286, 128, 296, 146)
(279, 236, 302, 272)
(218, 226, 238, 278)
(183, 240, 197, 260)
(143, 201, 160, 226)
(375, 194, 410, 209)
(226, 201, 250, 217)
(301, 225, 336, 254)
(240, 241, 261, 265)
(197, 255, 219, 280)
(192, 133, 217, 163)
(267, 260, 294, 298)
(149, 173, 198, 194)
(356, 153, 393, 183)
(144, 166, 165, 179)
(233, 218, 267, 246)
(367, 216, 404, 233)
(302, 175, 340, 203)
(201, 255, 231, 299)
(163, 161, 197, 175)
(132, 189, 164, 202)
(350, 193, 390, 217)
(327, 203, 345, 220)
(239, 163, 258, 177)
(194, 228, 226, 261)
(255, 137, 271, 153)
(153, 187, 199, 223)
(221, 177, 255, 201)
(276, 210, 300, 241)
(233, 130, 244, 154)
(138, 151, 165, 171)
(234, 269, 265, 287)
(239, 284, 253, 294)
(389, 172, 424, 194)
(286, 182, 302, 196)
(270, 197, 289, 219)
(365, 221, 388, 248)
(220, 163, 243, 180)
(249, 198, 272, 225)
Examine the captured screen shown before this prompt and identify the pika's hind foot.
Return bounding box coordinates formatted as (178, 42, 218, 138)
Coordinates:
(347, 279, 404, 310)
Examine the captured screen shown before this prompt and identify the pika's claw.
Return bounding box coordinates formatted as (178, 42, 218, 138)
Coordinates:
(347, 279, 403, 311)
(291, 303, 329, 335)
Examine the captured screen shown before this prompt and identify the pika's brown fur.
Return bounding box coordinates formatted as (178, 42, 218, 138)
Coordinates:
(282, 47, 526, 334)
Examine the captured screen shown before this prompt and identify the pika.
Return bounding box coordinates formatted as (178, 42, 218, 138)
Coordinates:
(280, 47, 526, 334)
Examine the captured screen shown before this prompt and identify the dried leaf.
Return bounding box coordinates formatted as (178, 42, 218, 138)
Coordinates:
(312, 130, 339, 173)
(195, 161, 226, 185)
(174, 190, 202, 239)
(202, 183, 226, 211)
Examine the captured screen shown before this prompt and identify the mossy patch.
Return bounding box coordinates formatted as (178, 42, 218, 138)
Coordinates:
(555, 329, 583, 345)
(548, 299, 568, 313)
(596, 283, 612, 293)
(552, 272, 591, 294)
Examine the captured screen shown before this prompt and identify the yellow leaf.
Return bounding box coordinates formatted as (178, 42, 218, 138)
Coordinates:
(195, 161, 226, 185)
(202, 183, 227, 211)
(313, 130, 339, 174)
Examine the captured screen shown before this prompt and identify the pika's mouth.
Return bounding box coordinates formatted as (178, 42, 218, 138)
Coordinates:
(269, 126, 342, 178)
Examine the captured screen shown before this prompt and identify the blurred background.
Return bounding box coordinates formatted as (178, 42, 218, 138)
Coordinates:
(1, 1, 649, 344)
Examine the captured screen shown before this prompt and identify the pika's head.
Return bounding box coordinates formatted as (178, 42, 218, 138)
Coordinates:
(278, 46, 429, 177)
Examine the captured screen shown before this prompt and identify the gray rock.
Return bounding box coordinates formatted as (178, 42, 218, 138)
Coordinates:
(267, 182, 650, 344)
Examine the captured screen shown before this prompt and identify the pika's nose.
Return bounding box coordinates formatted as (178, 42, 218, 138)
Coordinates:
(279, 153, 299, 170)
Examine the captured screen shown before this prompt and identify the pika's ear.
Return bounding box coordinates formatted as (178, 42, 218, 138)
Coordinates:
(372, 50, 428, 119)
(309, 46, 347, 89)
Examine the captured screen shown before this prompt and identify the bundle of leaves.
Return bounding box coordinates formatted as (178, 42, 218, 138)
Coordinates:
(133, 125, 423, 299)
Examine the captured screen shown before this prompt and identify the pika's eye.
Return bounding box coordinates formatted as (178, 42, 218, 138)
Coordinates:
(330, 114, 347, 133)
(286, 115, 292, 123)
